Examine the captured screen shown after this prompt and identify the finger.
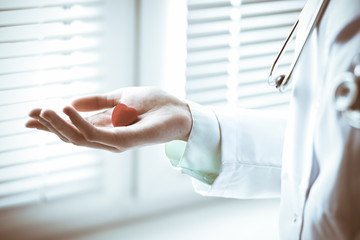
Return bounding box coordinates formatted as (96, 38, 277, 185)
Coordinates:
(28, 108, 54, 132)
(63, 106, 103, 139)
(37, 113, 70, 143)
(25, 119, 50, 132)
(29, 108, 68, 134)
(29, 108, 42, 118)
(27, 108, 66, 138)
(72, 93, 120, 112)
(40, 109, 82, 143)
(64, 106, 127, 147)
(41, 109, 119, 151)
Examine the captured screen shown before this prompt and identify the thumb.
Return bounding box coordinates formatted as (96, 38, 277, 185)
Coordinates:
(72, 94, 120, 112)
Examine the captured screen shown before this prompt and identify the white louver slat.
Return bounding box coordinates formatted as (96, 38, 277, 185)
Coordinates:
(186, 0, 306, 110)
(0, 0, 102, 10)
(0, 0, 105, 209)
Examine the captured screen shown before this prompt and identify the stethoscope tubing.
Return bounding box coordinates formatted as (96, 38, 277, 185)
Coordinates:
(268, 0, 331, 92)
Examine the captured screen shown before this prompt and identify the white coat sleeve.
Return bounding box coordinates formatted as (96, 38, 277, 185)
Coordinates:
(193, 107, 287, 199)
(165, 101, 221, 185)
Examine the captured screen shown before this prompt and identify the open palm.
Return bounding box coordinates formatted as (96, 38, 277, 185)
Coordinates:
(26, 87, 192, 152)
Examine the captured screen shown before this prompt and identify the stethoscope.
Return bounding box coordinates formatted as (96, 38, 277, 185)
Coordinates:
(268, 0, 360, 129)
(333, 55, 360, 129)
(268, 0, 330, 91)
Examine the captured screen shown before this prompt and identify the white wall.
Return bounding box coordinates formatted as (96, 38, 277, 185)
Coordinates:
(134, 0, 207, 210)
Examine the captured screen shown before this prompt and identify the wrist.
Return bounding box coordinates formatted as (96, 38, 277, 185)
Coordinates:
(179, 100, 193, 141)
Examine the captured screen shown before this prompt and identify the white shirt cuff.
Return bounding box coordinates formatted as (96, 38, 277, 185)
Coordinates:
(165, 101, 221, 184)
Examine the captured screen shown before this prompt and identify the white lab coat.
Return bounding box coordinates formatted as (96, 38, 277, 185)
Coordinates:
(191, 0, 360, 239)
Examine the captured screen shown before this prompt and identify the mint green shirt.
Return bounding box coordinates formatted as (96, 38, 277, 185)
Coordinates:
(165, 101, 221, 185)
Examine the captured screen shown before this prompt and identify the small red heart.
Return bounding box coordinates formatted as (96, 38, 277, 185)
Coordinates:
(111, 103, 138, 127)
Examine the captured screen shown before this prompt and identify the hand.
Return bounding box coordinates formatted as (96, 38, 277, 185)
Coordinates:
(25, 87, 193, 152)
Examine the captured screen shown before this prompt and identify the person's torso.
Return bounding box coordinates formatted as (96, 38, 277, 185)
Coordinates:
(279, 0, 360, 239)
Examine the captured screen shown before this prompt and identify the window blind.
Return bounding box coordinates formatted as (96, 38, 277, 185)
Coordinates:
(186, 0, 306, 110)
(0, 0, 105, 209)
